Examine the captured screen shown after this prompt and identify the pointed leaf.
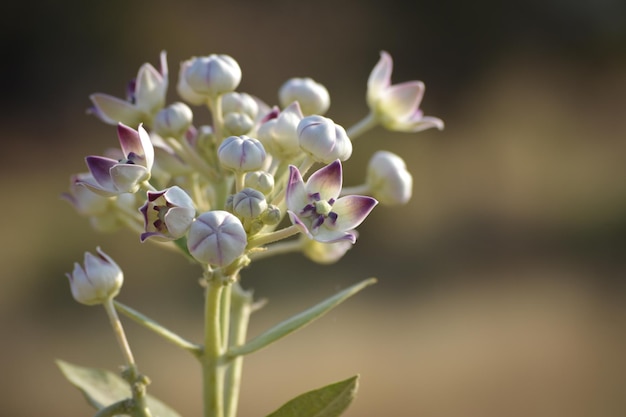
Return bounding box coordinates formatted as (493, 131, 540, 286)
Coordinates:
(56, 359, 182, 417)
(266, 375, 359, 417)
(227, 278, 376, 358)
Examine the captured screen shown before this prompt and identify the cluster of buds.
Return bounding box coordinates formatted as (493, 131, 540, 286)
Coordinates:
(64, 50, 443, 299)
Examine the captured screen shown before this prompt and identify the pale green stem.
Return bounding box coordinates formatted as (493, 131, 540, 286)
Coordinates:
(103, 298, 152, 417)
(202, 271, 226, 417)
(114, 301, 202, 357)
(235, 171, 246, 193)
(223, 283, 253, 417)
(220, 283, 232, 352)
(247, 224, 301, 249)
(208, 95, 225, 143)
(141, 181, 157, 192)
(340, 184, 371, 197)
(346, 112, 378, 139)
(247, 239, 304, 261)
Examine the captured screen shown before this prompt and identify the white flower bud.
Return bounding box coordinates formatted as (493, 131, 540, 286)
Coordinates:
(222, 92, 259, 119)
(256, 102, 303, 159)
(187, 211, 247, 267)
(279, 78, 330, 115)
(223, 112, 254, 136)
(232, 188, 267, 219)
(297, 115, 352, 163)
(66, 247, 124, 305)
(183, 54, 242, 97)
(244, 171, 274, 195)
(366, 151, 413, 205)
(260, 205, 281, 225)
(153, 102, 193, 138)
(218, 135, 266, 172)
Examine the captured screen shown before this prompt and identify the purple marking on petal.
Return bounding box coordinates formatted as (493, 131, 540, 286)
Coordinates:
(328, 211, 338, 224)
(306, 160, 342, 200)
(330, 195, 378, 231)
(285, 165, 307, 213)
(117, 123, 143, 157)
(85, 156, 117, 188)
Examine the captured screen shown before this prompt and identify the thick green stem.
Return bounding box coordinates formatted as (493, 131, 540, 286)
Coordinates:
(346, 112, 378, 139)
(246, 224, 300, 249)
(202, 273, 226, 417)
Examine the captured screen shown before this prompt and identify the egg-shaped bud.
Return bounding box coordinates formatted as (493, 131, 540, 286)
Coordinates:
(244, 171, 274, 195)
(256, 102, 303, 159)
(140, 186, 196, 242)
(366, 151, 413, 205)
(218, 135, 266, 172)
(297, 115, 352, 163)
(260, 204, 281, 226)
(187, 211, 247, 267)
(232, 188, 267, 220)
(279, 77, 330, 116)
(222, 92, 259, 119)
(66, 247, 124, 305)
(183, 54, 242, 97)
(223, 112, 254, 136)
(177, 60, 208, 105)
(153, 102, 193, 138)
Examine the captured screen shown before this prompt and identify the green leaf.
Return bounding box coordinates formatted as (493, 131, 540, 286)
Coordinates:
(227, 278, 376, 358)
(266, 375, 359, 417)
(56, 359, 182, 417)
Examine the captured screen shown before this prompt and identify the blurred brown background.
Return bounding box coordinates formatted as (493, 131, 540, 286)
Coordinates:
(3, 0, 626, 416)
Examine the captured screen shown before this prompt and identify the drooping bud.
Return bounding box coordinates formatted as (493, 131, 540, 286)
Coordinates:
(279, 77, 330, 116)
(153, 102, 193, 138)
(366, 151, 412, 205)
(297, 115, 352, 163)
(217, 135, 266, 172)
(182, 55, 242, 97)
(187, 211, 247, 267)
(66, 247, 124, 305)
(140, 186, 196, 242)
(232, 188, 267, 220)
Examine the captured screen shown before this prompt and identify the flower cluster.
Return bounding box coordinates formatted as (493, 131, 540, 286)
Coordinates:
(64, 50, 443, 293)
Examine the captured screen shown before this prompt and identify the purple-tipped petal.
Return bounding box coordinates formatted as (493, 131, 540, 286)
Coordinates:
(330, 195, 378, 231)
(117, 123, 142, 157)
(285, 165, 307, 212)
(367, 51, 393, 106)
(86, 156, 117, 189)
(306, 160, 342, 201)
(380, 81, 424, 120)
(311, 228, 357, 244)
(287, 210, 313, 239)
(89, 94, 144, 126)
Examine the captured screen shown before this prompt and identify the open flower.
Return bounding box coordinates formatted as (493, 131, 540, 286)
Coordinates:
(367, 51, 443, 133)
(89, 51, 168, 127)
(286, 160, 377, 243)
(140, 186, 196, 242)
(78, 123, 155, 196)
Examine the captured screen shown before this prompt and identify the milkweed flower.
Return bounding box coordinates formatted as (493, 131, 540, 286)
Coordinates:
(66, 247, 124, 306)
(286, 160, 377, 243)
(140, 186, 196, 242)
(367, 51, 443, 133)
(89, 51, 168, 127)
(78, 123, 155, 196)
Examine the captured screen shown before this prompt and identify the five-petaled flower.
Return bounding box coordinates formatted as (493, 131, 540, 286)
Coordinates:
(367, 51, 444, 133)
(89, 51, 168, 127)
(286, 160, 378, 243)
(78, 123, 155, 196)
(140, 186, 196, 242)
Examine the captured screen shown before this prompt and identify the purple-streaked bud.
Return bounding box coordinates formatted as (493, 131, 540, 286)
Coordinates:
(279, 77, 330, 116)
(183, 54, 242, 97)
(232, 188, 267, 220)
(218, 135, 266, 172)
(140, 186, 196, 242)
(297, 115, 352, 163)
(366, 151, 413, 205)
(153, 102, 193, 138)
(66, 247, 123, 305)
(187, 211, 247, 267)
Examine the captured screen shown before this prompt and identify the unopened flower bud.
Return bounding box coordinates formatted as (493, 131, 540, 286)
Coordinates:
(222, 92, 259, 119)
(153, 102, 193, 138)
(256, 102, 303, 158)
(223, 112, 254, 136)
(140, 186, 196, 242)
(366, 151, 413, 205)
(244, 171, 274, 195)
(183, 54, 242, 97)
(66, 247, 123, 305)
(187, 211, 247, 267)
(232, 188, 267, 219)
(260, 204, 281, 225)
(297, 115, 352, 163)
(218, 135, 266, 172)
(279, 78, 330, 115)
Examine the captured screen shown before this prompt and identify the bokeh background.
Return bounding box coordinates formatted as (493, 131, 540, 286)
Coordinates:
(3, 0, 626, 416)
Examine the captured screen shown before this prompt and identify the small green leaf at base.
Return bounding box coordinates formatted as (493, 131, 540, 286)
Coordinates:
(56, 359, 182, 417)
(266, 375, 359, 417)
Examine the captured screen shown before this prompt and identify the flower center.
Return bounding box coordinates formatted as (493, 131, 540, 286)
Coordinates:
(300, 193, 337, 234)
